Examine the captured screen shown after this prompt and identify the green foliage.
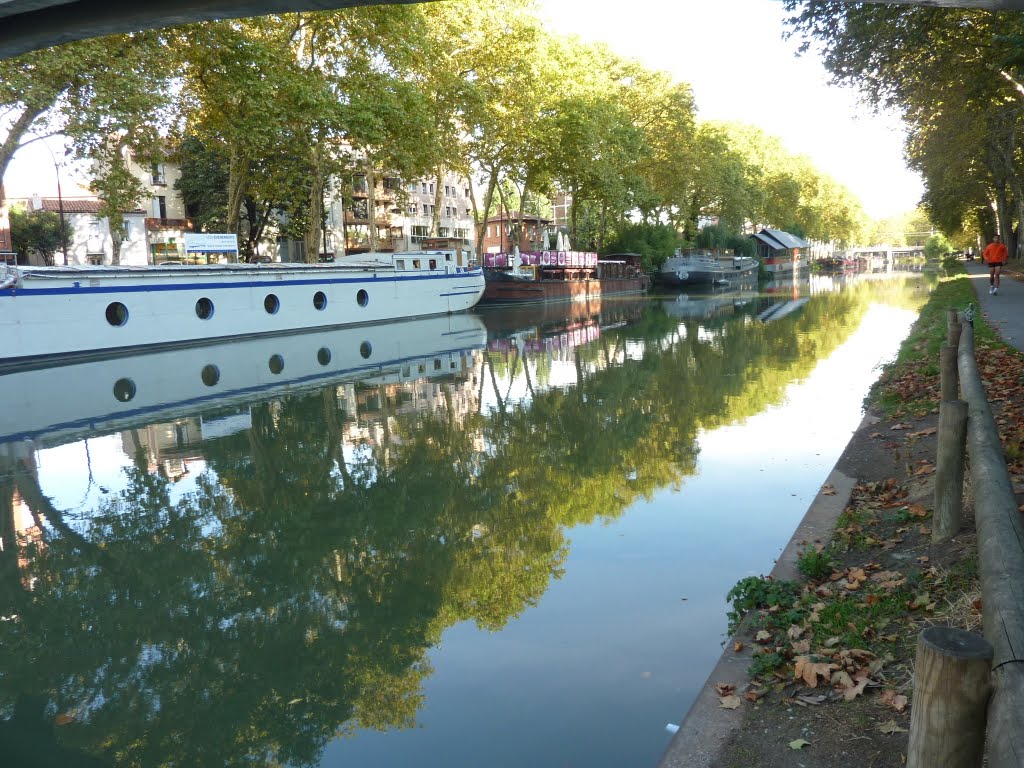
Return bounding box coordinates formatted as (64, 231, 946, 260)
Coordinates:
(923, 233, 952, 259)
(726, 576, 802, 637)
(602, 222, 681, 271)
(8, 204, 65, 264)
(796, 545, 835, 581)
(694, 223, 756, 257)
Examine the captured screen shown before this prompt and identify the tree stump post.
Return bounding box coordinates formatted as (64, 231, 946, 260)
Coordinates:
(934, 399, 968, 543)
(941, 344, 959, 402)
(948, 309, 963, 347)
(907, 626, 992, 768)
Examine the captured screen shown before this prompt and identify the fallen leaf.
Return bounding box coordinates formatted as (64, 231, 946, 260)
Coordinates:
(791, 639, 811, 654)
(715, 682, 735, 696)
(794, 656, 836, 688)
(880, 689, 909, 711)
(745, 690, 765, 702)
(54, 713, 75, 726)
(843, 678, 869, 701)
(878, 719, 908, 734)
(787, 625, 805, 640)
(891, 423, 912, 431)
(821, 484, 836, 496)
(755, 630, 772, 643)
(733, 641, 744, 653)
(719, 695, 742, 709)
(789, 738, 811, 750)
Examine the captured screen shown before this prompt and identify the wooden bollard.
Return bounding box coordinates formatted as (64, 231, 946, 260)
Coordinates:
(940, 344, 958, 402)
(933, 399, 968, 543)
(907, 627, 992, 768)
(947, 309, 962, 347)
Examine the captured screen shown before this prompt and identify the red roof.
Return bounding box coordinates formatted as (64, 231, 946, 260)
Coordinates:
(39, 199, 145, 214)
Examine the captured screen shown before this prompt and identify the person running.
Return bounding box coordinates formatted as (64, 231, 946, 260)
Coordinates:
(983, 234, 1009, 295)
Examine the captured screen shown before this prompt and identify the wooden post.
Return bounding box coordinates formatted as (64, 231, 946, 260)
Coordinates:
(940, 344, 959, 402)
(948, 320, 963, 348)
(907, 626, 992, 768)
(934, 399, 968, 543)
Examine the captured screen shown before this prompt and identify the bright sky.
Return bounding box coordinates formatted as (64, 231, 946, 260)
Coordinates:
(536, 0, 924, 219)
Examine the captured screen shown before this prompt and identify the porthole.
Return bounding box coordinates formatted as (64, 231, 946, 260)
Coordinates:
(201, 364, 220, 387)
(313, 291, 327, 310)
(359, 341, 372, 359)
(317, 347, 332, 366)
(105, 302, 129, 327)
(195, 297, 214, 320)
(356, 289, 369, 307)
(113, 378, 136, 402)
(264, 293, 280, 314)
(269, 354, 285, 374)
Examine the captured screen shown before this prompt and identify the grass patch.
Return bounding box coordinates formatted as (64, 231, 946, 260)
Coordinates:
(868, 262, 1001, 417)
(796, 545, 835, 581)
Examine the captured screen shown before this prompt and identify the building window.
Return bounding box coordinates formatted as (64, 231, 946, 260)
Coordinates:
(465, 208, 471, 217)
(407, 202, 418, 215)
(408, 182, 417, 192)
(421, 182, 428, 194)
(429, 183, 435, 194)
(154, 196, 167, 220)
(411, 225, 428, 243)
(151, 163, 166, 185)
(438, 227, 450, 238)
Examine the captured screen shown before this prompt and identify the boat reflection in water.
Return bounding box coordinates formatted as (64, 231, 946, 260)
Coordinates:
(1, 312, 487, 446)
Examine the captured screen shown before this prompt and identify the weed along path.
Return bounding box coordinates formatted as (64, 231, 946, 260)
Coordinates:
(661, 260, 1018, 768)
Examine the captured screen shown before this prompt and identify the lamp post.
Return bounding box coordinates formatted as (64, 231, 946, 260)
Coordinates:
(27, 134, 68, 265)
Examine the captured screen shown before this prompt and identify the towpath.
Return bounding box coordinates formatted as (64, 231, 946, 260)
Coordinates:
(966, 258, 1024, 353)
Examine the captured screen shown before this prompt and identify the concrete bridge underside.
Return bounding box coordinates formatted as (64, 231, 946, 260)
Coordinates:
(1, 0, 1023, 61)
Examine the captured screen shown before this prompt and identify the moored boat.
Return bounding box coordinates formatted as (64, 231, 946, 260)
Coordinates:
(479, 250, 649, 305)
(0, 249, 484, 370)
(658, 249, 757, 287)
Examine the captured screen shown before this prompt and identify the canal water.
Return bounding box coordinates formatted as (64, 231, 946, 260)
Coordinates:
(0, 272, 928, 767)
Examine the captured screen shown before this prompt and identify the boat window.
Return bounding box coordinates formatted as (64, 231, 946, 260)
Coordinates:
(105, 302, 129, 327)
(313, 291, 327, 310)
(434, 359, 442, 370)
(360, 341, 372, 359)
(429, 259, 437, 269)
(356, 289, 369, 307)
(412, 259, 421, 269)
(268, 354, 285, 374)
(264, 294, 280, 314)
(195, 297, 214, 320)
(112, 378, 136, 402)
(396, 259, 405, 270)
(446, 254, 452, 261)
(201, 364, 220, 387)
(317, 347, 332, 366)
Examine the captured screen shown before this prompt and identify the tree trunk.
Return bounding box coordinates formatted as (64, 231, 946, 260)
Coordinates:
(365, 154, 378, 251)
(475, 167, 498, 258)
(226, 147, 250, 238)
(305, 150, 324, 264)
(599, 201, 607, 252)
(431, 169, 443, 237)
(570, 183, 579, 247)
(110, 220, 122, 266)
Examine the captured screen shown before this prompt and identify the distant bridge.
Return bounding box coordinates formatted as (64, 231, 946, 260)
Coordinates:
(2, 0, 1024, 60)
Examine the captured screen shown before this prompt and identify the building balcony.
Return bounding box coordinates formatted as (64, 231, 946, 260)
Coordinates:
(145, 217, 193, 230)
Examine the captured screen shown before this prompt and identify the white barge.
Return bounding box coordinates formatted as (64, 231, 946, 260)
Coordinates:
(0, 249, 484, 370)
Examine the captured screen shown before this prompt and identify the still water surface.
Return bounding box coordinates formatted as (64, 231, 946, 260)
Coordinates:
(0, 272, 927, 767)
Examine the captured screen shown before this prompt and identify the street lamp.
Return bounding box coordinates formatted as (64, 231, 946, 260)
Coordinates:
(25, 133, 68, 265)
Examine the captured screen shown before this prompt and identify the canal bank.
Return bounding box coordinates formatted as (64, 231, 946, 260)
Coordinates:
(661, 260, 1010, 768)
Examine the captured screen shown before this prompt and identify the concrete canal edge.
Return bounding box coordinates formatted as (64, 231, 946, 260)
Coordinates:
(657, 418, 866, 767)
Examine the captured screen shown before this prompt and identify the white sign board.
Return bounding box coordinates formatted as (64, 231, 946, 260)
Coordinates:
(184, 233, 239, 254)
